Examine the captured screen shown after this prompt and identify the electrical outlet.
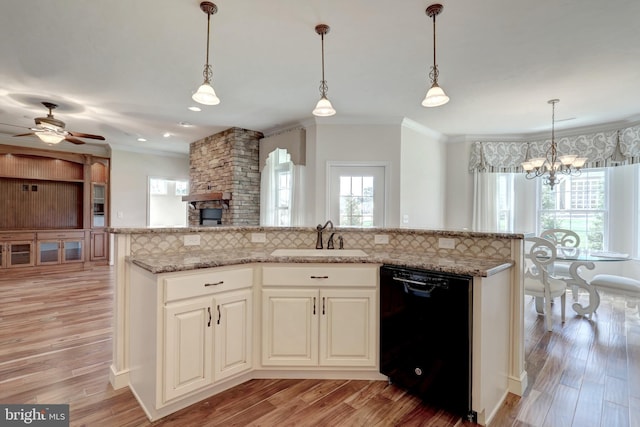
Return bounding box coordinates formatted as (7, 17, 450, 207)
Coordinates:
(183, 235, 201, 246)
(374, 234, 389, 244)
(402, 214, 409, 224)
(438, 237, 456, 249)
(251, 233, 266, 243)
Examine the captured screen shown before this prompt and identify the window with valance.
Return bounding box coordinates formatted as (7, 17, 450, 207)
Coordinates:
(468, 125, 640, 173)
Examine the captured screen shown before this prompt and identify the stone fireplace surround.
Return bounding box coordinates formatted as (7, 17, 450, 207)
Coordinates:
(186, 127, 263, 227)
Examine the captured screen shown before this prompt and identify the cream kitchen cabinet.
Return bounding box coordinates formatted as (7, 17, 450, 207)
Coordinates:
(163, 288, 252, 401)
(129, 265, 253, 420)
(261, 264, 377, 368)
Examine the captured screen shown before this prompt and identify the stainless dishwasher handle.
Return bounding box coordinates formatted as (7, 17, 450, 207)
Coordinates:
(392, 276, 427, 286)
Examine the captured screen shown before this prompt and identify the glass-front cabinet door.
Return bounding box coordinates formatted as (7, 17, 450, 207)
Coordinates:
(63, 240, 83, 263)
(38, 241, 60, 265)
(9, 241, 35, 267)
(93, 184, 106, 228)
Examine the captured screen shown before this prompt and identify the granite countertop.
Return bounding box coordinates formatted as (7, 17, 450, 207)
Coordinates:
(128, 249, 514, 277)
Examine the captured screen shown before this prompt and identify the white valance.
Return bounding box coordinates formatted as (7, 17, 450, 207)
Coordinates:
(469, 125, 640, 173)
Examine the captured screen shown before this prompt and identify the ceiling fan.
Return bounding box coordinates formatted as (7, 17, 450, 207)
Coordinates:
(12, 102, 105, 145)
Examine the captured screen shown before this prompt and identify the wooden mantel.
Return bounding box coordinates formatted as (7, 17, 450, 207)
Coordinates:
(181, 192, 232, 203)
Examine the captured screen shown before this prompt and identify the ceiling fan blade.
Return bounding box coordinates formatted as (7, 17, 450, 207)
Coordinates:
(64, 136, 86, 145)
(13, 132, 36, 137)
(68, 131, 105, 140)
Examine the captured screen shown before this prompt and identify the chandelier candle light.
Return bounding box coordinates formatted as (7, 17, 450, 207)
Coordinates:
(422, 4, 449, 107)
(312, 24, 336, 117)
(521, 99, 588, 190)
(192, 1, 220, 106)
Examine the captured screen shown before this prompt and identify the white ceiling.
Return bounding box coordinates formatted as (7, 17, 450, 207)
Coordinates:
(1, 0, 639, 155)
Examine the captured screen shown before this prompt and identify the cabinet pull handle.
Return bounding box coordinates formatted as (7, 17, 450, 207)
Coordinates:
(313, 297, 316, 315)
(322, 297, 326, 315)
(310, 276, 329, 279)
(207, 307, 212, 327)
(217, 305, 221, 325)
(204, 281, 224, 287)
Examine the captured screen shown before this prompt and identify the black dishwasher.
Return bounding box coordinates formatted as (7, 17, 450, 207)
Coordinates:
(380, 265, 474, 421)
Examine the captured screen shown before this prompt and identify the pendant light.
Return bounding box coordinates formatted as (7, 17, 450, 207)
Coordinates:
(422, 4, 449, 107)
(192, 1, 220, 105)
(312, 24, 336, 117)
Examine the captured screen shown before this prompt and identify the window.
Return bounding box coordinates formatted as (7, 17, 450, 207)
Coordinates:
(538, 169, 607, 250)
(496, 174, 514, 232)
(148, 178, 189, 227)
(329, 164, 386, 228)
(274, 150, 292, 226)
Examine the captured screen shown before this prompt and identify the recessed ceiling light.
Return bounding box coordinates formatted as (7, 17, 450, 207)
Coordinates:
(163, 132, 171, 138)
(179, 121, 194, 127)
(188, 106, 202, 112)
(137, 137, 147, 142)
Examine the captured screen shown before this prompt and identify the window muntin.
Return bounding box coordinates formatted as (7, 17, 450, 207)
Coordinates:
(538, 169, 607, 250)
(339, 175, 375, 227)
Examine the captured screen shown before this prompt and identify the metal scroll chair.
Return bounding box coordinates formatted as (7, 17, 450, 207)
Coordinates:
(540, 228, 581, 299)
(524, 237, 568, 332)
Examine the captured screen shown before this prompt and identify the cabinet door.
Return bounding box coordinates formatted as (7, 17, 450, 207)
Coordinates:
(164, 297, 213, 402)
(8, 241, 35, 267)
(213, 289, 252, 382)
(92, 183, 106, 228)
(319, 289, 377, 367)
(62, 239, 84, 263)
(90, 231, 108, 261)
(262, 289, 318, 366)
(37, 240, 60, 265)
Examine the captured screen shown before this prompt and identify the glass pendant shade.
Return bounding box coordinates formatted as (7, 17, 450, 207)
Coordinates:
(422, 83, 449, 107)
(312, 96, 336, 117)
(36, 132, 65, 144)
(192, 82, 220, 105)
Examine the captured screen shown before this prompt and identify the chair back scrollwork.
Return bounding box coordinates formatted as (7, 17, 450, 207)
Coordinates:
(540, 228, 580, 249)
(525, 237, 557, 282)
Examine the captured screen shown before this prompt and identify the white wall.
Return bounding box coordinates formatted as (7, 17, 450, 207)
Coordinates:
(306, 122, 402, 227)
(400, 122, 446, 229)
(444, 139, 475, 230)
(110, 149, 189, 227)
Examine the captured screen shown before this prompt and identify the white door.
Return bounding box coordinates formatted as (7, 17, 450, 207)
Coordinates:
(213, 289, 252, 382)
(261, 288, 319, 366)
(164, 297, 213, 401)
(328, 165, 386, 227)
(319, 289, 377, 366)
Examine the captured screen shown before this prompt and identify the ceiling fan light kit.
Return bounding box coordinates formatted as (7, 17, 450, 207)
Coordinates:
(12, 102, 105, 146)
(312, 24, 336, 117)
(422, 3, 449, 108)
(192, 1, 220, 106)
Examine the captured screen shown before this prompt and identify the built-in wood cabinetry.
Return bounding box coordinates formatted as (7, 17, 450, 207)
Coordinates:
(0, 145, 110, 268)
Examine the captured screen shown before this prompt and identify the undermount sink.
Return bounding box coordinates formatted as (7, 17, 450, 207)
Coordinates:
(270, 248, 368, 257)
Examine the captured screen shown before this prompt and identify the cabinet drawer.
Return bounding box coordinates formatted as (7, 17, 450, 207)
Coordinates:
(0, 233, 35, 241)
(262, 264, 378, 287)
(37, 231, 85, 240)
(164, 267, 253, 302)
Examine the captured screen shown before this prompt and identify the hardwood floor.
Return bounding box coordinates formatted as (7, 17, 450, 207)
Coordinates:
(1, 266, 638, 426)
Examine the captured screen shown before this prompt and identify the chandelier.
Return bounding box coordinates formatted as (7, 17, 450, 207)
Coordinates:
(312, 24, 336, 117)
(192, 1, 221, 105)
(521, 99, 587, 190)
(422, 4, 449, 107)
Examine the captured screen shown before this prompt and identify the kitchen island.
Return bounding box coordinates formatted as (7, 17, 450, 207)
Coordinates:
(109, 226, 526, 425)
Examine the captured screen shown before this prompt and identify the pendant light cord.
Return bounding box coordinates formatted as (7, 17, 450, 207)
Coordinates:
(320, 32, 327, 95)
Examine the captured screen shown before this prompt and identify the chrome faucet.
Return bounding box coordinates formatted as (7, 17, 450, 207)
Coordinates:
(315, 220, 334, 249)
